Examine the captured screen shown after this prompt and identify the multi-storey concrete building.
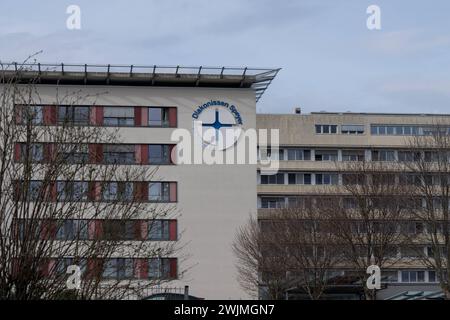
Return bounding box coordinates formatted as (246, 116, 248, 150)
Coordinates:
(256, 111, 449, 299)
(5, 63, 279, 300)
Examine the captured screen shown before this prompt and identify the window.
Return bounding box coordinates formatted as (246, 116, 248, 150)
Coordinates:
(148, 220, 170, 240)
(428, 271, 437, 283)
(401, 246, 423, 258)
(315, 124, 337, 134)
(260, 173, 285, 185)
(148, 145, 170, 164)
(58, 106, 90, 125)
(401, 222, 424, 235)
(148, 182, 170, 202)
(424, 151, 439, 162)
(103, 107, 134, 126)
(342, 174, 366, 185)
(287, 197, 307, 209)
(20, 143, 44, 162)
(21, 105, 43, 124)
(372, 150, 396, 161)
(148, 107, 169, 127)
(59, 144, 89, 164)
(341, 125, 365, 135)
(104, 145, 135, 164)
(56, 219, 89, 240)
(381, 271, 399, 283)
(315, 173, 338, 185)
(343, 197, 357, 209)
(398, 151, 421, 162)
(259, 148, 284, 161)
(315, 150, 338, 161)
(260, 197, 285, 209)
(27, 181, 44, 201)
(287, 149, 311, 161)
(401, 270, 425, 283)
(102, 258, 134, 280)
(57, 181, 88, 201)
(288, 173, 312, 185)
(103, 220, 135, 240)
(342, 150, 365, 161)
(148, 258, 171, 279)
(102, 182, 134, 201)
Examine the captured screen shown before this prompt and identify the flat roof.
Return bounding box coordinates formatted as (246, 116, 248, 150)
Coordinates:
(0, 63, 280, 102)
(310, 111, 450, 117)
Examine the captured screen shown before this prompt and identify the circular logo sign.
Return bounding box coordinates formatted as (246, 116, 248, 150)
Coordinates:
(192, 100, 243, 151)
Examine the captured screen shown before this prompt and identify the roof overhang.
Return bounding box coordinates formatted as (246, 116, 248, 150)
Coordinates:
(0, 63, 280, 102)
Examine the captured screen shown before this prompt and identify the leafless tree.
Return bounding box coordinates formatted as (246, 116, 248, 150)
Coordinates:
(329, 160, 411, 299)
(233, 199, 341, 300)
(233, 215, 290, 299)
(0, 59, 182, 300)
(402, 124, 450, 299)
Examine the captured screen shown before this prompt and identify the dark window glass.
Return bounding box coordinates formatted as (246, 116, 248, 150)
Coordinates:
(148, 145, 170, 164)
(58, 106, 90, 125)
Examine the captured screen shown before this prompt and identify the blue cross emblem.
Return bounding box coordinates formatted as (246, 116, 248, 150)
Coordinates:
(201, 109, 237, 144)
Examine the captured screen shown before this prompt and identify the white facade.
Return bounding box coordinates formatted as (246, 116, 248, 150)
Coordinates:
(33, 84, 257, 299)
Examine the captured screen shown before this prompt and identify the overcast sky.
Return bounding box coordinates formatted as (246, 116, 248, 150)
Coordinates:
(1, 0, 449, 114)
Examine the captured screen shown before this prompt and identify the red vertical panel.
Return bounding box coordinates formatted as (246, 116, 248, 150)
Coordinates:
(43, 106, 57, 125)
(15, 105, 22, 124)
(14, 143, 21, 162)
(88, 144, 96, 163)
(88, 220, 96, 240)
(169, 182, 177, 202)
(88, 181, 95, 201)
(134, 107, 142, 126)
(90, 106, 97, 125)
(141, 107, 148, 127)
(169, 258, 177, 279)
(168, 107, 177, 127)
(169, 145, 176, 164)
(134, 220, 147, 240)
(141, 145, 148, 165)
(96, 144, 104, 163)
(141, 182, 148, 201)
(89, 144, 103, 163)
(169, 220, 177, 241)
(48, 259, 56, 277)
(39, 259, 50, 278)
(95, 220, 103, 239)
(140, 220, 148, 240)
(95, 182, 102, 201)
(96, 106, 103, 125)
(43, 143, 54, 163)
(87, 258, 102, 279)
(135, 145, 141, 164)
(141, 259, 148, 279)
(134, 182, 148, 202)
(50, 182, 57, 202)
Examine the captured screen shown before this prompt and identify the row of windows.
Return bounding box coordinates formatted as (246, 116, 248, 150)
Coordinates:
(315, 124, 365, 135)
(259, 196, 450, 212)
(31, 257, 177, 280)
(15, 219, 177, 241)
(260, 148, 448, 162)
(261, 172, 450, 188)
(15, 105, 177, 128)
(315, 123, 450, 137)
(342, 269, 439, 284)
(371, 124, 450, 136)
(260, 173, 339, 186)
(17, 180, 177, 203)
(15, 143, 174, 165)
